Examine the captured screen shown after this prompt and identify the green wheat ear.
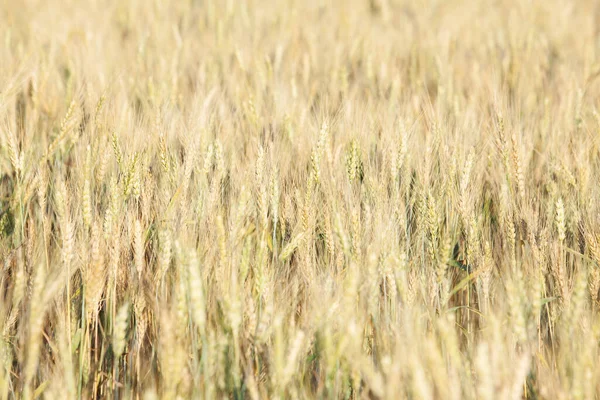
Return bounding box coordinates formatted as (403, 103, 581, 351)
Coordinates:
(449, 242, 472, 272)
(447, 258, 472, 273)
(0, 203, 14, 238)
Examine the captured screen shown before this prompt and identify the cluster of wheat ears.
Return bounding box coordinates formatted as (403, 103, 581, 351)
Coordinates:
(2, 0, 600, 399)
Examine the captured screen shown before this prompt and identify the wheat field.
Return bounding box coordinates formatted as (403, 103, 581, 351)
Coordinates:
(1, 0, 600, 399)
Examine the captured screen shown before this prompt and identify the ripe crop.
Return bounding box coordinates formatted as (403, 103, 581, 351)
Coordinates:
(1, 1, 600, 398)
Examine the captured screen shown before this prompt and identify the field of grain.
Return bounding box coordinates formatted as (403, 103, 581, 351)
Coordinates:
(1, 0, 600, 399)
